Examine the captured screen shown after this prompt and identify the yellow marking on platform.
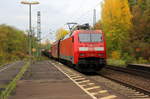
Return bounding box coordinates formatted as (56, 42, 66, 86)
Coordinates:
(74, 77, 86, 80)
(91, 90, 108, 95)
(99, 90, 108, 93)
(77, 80, 90, 84)
(85, 86, 100, 91)
(81, 83, 95, 87)
(100, 95, 117, 99)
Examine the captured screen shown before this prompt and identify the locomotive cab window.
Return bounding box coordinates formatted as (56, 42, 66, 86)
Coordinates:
(79, 33, 103, 42)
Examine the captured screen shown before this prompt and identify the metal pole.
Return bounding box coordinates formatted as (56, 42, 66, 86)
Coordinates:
(93, 9, 96, 27)
(21, 1, 40, 58)
(37, 11, 41, 57)
(29, 4, 32, 56)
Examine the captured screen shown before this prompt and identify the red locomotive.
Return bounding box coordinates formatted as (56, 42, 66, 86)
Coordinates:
(51, 24, 106, 72)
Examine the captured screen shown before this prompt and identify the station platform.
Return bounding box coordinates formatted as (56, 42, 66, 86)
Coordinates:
(9, 61, 92, 99)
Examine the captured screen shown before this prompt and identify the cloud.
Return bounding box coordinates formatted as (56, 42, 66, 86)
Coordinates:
(0, 0, 103, 42)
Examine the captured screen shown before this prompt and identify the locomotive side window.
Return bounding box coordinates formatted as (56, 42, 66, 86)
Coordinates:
(79, 33, 103, 42)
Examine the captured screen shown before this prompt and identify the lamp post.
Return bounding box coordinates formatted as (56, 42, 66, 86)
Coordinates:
(21, 1, 39, 56)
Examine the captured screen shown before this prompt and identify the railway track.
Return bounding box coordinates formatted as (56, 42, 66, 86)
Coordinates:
(106, 65, 150, 79)
(127, 64, 150, 72)
(97, 65, 150, 96)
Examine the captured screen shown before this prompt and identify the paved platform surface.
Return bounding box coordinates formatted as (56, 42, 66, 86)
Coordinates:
(0, 61, 24, 89)
(9, 61, 92, 99)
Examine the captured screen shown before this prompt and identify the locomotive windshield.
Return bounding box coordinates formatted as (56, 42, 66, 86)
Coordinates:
(79, 33, 103, 42)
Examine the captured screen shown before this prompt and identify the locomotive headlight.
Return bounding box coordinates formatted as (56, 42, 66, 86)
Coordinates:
(95, 47, 104, 51)
(79, 47, 88, 51)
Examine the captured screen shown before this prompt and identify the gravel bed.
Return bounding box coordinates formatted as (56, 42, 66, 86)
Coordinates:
(99, 68, 150, 94)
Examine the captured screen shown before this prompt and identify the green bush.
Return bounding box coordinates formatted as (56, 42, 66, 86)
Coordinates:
(107, 59, 126, 67)
(134, 57, 149, 64)
(0, 24, 29, 64)
(122, 53, 135, 64)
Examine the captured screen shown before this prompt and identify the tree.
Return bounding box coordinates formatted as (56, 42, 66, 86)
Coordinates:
(101, 0, 132, 54)
(56, 28, 69, 40)
(0, 24, 28, 65)
(128, 0, 150, 59)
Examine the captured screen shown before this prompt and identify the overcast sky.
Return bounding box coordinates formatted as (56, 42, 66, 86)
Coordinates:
(0, 0, 103, 42)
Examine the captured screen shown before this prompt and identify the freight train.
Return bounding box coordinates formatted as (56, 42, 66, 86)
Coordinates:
(48, 24, 106, 72)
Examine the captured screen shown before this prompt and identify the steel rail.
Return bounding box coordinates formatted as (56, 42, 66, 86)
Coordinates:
(105, 65, 150, 79)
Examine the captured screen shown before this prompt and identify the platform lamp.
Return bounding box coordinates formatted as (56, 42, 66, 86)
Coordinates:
(21, 1, 40, 57)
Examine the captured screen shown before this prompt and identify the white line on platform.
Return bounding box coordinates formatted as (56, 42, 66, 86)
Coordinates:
(50, 61, 97, 99)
